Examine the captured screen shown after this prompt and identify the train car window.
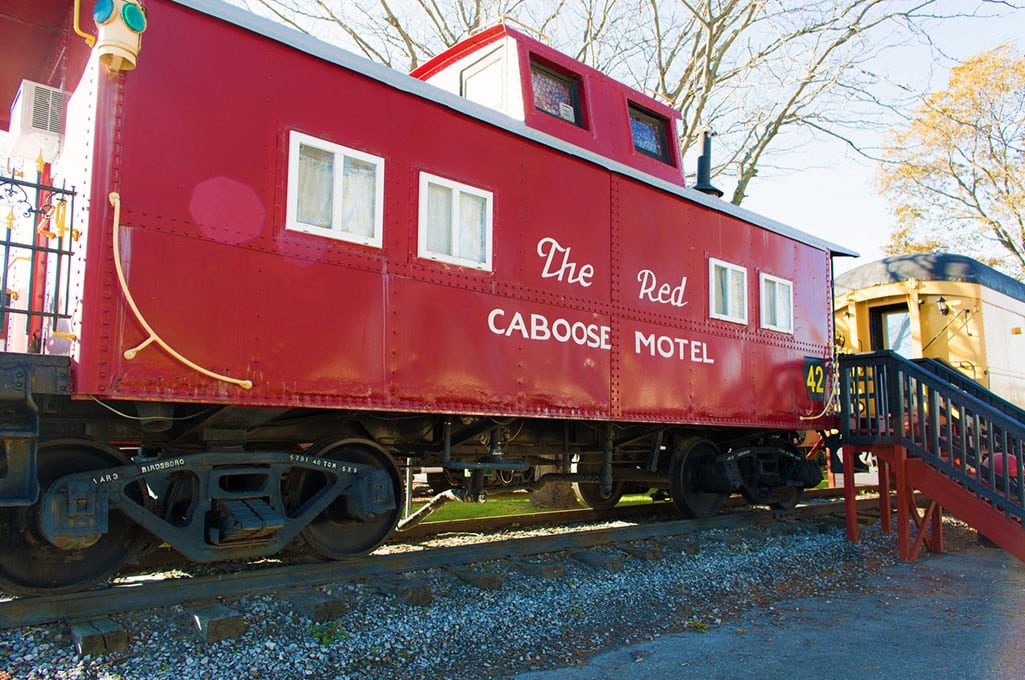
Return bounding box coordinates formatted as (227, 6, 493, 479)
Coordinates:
(709, 258, 748, 324)
(869, 303, 913, 355)
(530, 61, 581, 125)
(286, 131, 384, 248)
(461, 48, 506, 111)
(759, 273, 794, 333)
(628, 104, 670, 164)
(417, 172, 493, 271)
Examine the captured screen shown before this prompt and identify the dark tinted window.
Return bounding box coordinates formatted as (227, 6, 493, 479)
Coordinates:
(531, 63, 581, 125)
(629, 104, 670, 163)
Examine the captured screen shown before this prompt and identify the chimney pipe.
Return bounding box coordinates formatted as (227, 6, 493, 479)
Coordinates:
(693, 129, 723, 198)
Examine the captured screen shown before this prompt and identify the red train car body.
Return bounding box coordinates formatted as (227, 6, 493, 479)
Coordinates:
(0, 0, 852, 594)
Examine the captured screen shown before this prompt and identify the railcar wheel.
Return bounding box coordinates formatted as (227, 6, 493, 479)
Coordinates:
(0, 440, 145, 596)
(668, 438, 727, 518)
(771, 486, 803, 510)
(741, 485, 803, 510)
(296, 439, 402, 560)
(572, 462, 625, 511)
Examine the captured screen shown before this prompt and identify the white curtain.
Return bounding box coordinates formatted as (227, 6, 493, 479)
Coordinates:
(426, 183, 453, 255)
(341, 157, 376, 237)
(458, 193, 486, 262)
(729, 268, 746, 318)
(297, 143, 334, 228)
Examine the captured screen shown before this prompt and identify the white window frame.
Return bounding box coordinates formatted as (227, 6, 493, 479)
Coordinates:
(759, 272, 794, 334)
(417, 172, 493, 271)
(708, 258, 748, 325)
(285, 130, 384, 248)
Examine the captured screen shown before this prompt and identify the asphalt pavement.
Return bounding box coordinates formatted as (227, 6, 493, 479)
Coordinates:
(516, 543, 1025, 680)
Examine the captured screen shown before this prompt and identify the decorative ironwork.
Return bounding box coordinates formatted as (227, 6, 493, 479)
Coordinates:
(1, 170, 78, 346)
(3, 173, 65, 222)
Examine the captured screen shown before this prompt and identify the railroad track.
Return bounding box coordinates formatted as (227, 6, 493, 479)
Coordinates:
(0, 491, 876, 632)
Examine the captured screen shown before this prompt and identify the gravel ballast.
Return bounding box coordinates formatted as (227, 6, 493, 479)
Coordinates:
(0, 516, 935, 679)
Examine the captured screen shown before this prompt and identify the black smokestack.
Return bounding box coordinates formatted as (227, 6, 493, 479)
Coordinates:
(693, 129, 723, 198)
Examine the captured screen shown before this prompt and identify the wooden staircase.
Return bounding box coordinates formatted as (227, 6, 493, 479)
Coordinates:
(838, 351, 1025, 563)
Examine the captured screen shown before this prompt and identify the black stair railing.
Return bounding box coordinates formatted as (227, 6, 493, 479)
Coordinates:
(912, 357, 1025, 425)
(839, 351, 1024, 525)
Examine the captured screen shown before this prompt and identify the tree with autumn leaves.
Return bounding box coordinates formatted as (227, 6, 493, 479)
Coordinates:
(878, 45, 1025, 279)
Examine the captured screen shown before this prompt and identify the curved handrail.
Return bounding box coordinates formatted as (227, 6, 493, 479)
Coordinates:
(109, 192, 252, 390)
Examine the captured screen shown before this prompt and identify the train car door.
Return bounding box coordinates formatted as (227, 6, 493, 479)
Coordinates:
(868, 303, 913, 356)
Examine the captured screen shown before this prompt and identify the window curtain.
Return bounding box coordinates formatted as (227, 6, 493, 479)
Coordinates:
(341, 157, 376, 237)
(426, 183, 453, 255)
(297, 144, 334, 228)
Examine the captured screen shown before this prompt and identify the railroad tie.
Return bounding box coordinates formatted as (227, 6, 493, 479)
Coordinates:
(288, 590, 350, 623)
(659, 538, 702, 556)
(69, 617, 128, 656)
(446, 566, 503, 590)
(192, 603, 247, 643)
(513, 560, 565, 578)
(571, 551, 624, 572)
(376, 577, 434, 606)
(615, 543, 662, 560)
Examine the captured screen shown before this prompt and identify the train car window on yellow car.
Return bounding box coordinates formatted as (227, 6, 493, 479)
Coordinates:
(760, 273, 794, 333)
(628, 104, 671, 164)
(709, 258, 748, 324)
(530, 61, 581, 125)
(869, 303, 913, 355)
(285, 131, 384, 248)
(417, 172, 493, 271)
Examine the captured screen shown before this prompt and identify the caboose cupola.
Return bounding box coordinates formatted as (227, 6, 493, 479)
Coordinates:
(412, 24, 687, 186)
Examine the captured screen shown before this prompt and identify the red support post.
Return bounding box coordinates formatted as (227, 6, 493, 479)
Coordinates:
(843, 442, 858, 543)
(28, 160, 51, 352)
(877, 453, 891, 534)
(893, 446, 912, 561)
(909, 499, 936, 560)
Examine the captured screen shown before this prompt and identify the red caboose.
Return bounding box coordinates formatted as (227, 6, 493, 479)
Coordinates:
(0, 0, 853, 594)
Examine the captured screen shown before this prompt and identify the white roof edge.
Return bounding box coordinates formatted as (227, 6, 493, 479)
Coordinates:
(173, 0, 858, 258)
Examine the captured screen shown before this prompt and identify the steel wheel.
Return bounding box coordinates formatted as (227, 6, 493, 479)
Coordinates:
(572, 462, 625, 511)
(668, 438, 727, 518)
(770, 486, 803, 510)
(296, 439, 401, 560)
(0, 440, 144, 596)
(741, 485, 803, 510)
(738, 445, 807, 510)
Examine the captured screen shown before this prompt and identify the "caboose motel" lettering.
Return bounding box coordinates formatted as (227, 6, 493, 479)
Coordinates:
(486, 308, 715, 363)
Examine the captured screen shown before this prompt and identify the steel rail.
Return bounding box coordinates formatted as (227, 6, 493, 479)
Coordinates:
(124, 486, 869, 574)
(0, 495, 873, 630)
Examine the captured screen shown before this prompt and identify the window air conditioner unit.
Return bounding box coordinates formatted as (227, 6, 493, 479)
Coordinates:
(8, 80, 63, 163)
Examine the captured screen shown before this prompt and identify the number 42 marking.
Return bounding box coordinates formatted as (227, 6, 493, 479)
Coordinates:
(803, 358, 826, 401)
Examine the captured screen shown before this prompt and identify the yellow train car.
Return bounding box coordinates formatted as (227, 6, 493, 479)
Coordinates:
(834, 253, 1025, 408)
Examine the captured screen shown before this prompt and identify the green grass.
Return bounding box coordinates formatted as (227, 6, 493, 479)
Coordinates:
(409, 474, 838, 523)
(414, 495, 550, 522)
(412, 491, 659, 522)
